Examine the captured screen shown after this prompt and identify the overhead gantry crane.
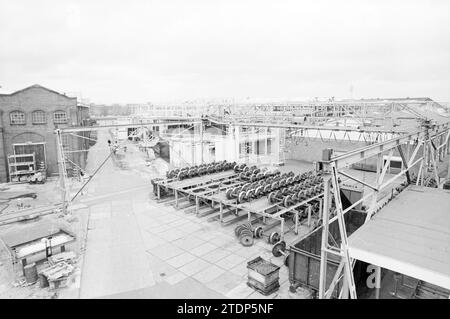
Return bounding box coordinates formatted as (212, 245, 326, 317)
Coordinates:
(316, 121, 450, 299)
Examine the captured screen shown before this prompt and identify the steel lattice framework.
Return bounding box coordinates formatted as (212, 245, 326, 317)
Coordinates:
(316, 121, 450, 299)
(53, 111, 450, 300)
(55, 119, 202, 212)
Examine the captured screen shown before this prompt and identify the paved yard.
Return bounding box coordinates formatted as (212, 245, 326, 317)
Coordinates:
(70, 129, 411, 299)
(76, 130, 296, 299)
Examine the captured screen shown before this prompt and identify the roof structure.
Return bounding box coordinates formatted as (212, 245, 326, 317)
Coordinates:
(0, 84, 76, 100)
(0, 220, 63, 248)
(348, 186, 450, 290)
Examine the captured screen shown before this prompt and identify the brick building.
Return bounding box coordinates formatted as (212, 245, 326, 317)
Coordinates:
(0, 84, 91, 182)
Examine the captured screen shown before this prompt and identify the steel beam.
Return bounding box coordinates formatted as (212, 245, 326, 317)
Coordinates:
(68, 132, 98, 142)
(339, 171, 377, 191)
(229, 121, 404, 134)
(58, 120, 202, 133)
(321, 124, 449, 171)
(397, 145, 411, 184)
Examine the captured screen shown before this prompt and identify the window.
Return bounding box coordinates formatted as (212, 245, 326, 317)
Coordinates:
(32, 110, 46, 124)
(53, 110, 68, 124)
(10, 111, 26, 125)
(390, 160, 402, 169)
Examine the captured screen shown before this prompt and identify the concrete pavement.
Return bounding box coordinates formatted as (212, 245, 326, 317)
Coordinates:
(77, 130, 292, 299)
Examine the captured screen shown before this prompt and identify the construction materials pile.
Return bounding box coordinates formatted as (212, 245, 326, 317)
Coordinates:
(38, 252, 77, 289)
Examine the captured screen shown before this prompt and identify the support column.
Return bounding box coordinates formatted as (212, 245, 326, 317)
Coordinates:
(330, 166, 357, 299)
(447, 134, 450, 155)
(236, 126, 240, 162)
(397, 145, 411, 184)
(447, 153, 450, 180)
(368, 153, 382, 218)
(444, 134, 448, 155)
(375, 266, 382, 299)
(342, 271, 349, 299)
(234, 125, 241, 163)
(307, 206, 311, 228)
(264, 127, 268, 159)
(174, 190, 178, 208)
(55, 129, 69, 213)
(200, 122, 204, 164)
(318, 174, 331, 298)
(421, 137, 428, 186)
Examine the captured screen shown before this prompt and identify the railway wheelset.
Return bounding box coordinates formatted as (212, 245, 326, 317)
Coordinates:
(267, 176, 324, 208)
(234, 223, 282, 247)
(225, 169, 282, 203)
(225, 169, 324, 205)
(262, 170, 319, 197)
(166, 160, 237, 180)
(293, 200, 322, 221)
(234, 222, 290, 264)
(237, 165, 271, 182)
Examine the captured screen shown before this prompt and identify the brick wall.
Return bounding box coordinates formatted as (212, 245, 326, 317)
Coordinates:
(0, 85, 88, 182)
(285, 138, 368, 162)
(0, 112, 7, 181)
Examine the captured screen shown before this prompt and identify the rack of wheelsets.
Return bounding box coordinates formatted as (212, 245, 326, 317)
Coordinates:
(151, 160, 243, 200)
(231, 171, 333, 248)
(166, 160, 237, 180)
(225, 170, 324, 205)
(151, 161, 331, 248)
(195, 168, 331, 245)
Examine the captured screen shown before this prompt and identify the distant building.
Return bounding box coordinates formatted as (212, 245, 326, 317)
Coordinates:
(127, 103, 151, 115)
(89, 103, 133, 117)
(140, 102, 210, 118)
(0, 84, 91, 182)
(90, 101, 215, 118)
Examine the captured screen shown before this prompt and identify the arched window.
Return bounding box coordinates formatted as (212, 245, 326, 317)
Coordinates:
(53, 110, 68, 124)
(10, 111, 26, 125)
(32, 110, 46, 124)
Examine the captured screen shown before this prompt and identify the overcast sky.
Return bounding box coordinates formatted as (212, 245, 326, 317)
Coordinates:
(1, 0, 449, 104)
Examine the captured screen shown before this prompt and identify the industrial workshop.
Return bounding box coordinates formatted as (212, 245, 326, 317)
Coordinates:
(1, 0, 449, 302)
(1, 94, 449, 300)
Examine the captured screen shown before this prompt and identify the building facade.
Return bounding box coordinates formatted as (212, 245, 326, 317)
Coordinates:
(0, 84, 90, 182)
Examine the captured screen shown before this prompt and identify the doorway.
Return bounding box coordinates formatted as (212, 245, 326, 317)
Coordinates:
(13, 142, 47, 169)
